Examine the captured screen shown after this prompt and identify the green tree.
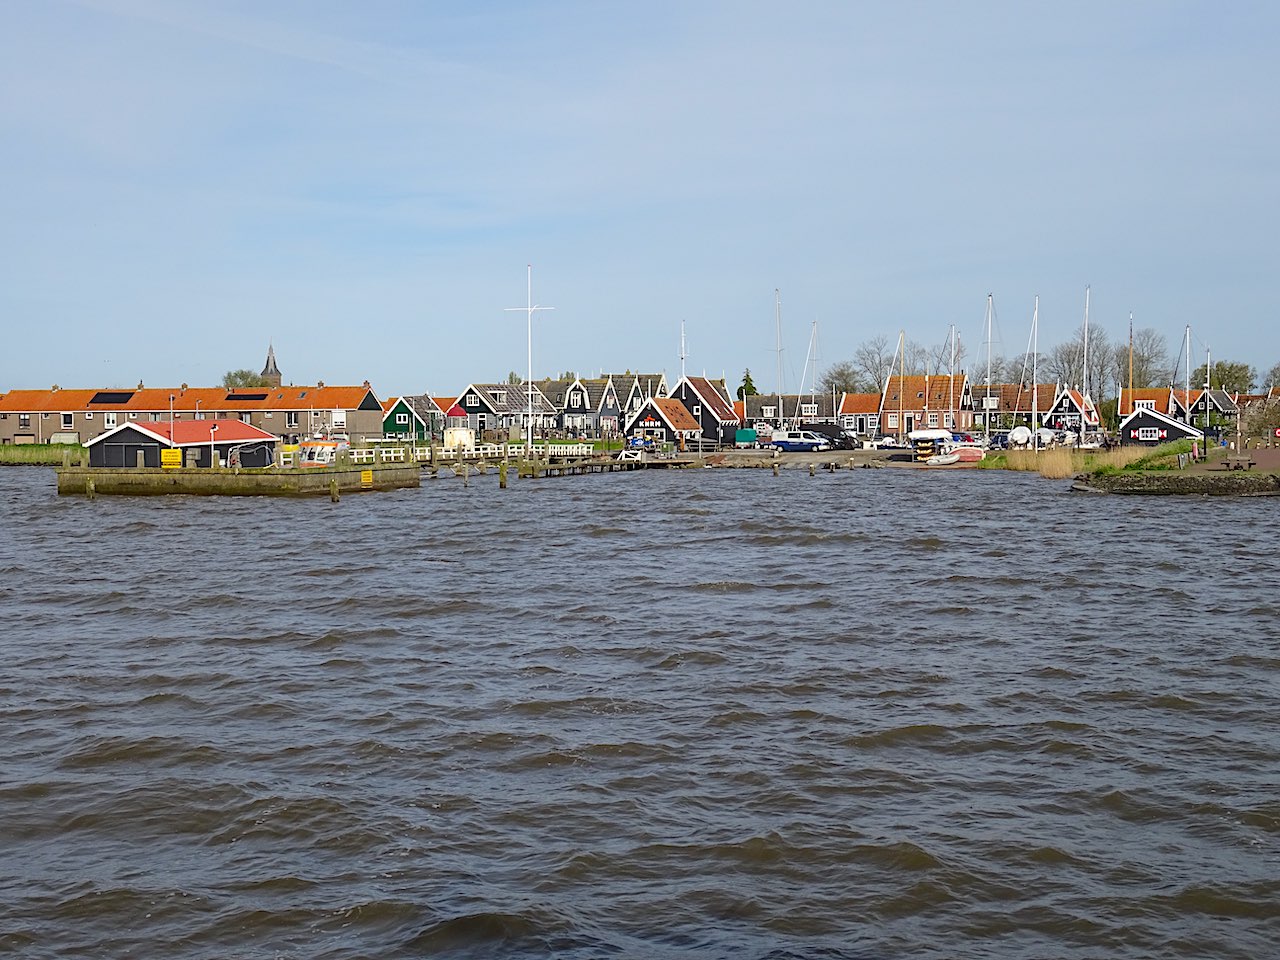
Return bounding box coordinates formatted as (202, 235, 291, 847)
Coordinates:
(737, 368, 759, 400)
(818, 360, 865, 394)
(223, 369, 268, 388)
(506, 370, 522, 384)
(1242, 397, 1280, 438)
(1192, 360, 1256, 394)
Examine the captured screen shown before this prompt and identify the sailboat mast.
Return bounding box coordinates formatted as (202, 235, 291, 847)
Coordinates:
(1082, 285, 1090, 400)
(774, 289, 784, 429)
(1127, 313, 1134, 415)
(949, 323, 956, 431)
(1032, 296, 1039, 451)
(984, 294, 993, 440)
(1184, 325, 1191, 422)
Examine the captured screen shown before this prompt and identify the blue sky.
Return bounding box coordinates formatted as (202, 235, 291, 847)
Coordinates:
(2, 0, 1276, 396)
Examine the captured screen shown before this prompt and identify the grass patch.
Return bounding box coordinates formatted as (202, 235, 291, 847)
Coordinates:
(987, 443, 1187, 479)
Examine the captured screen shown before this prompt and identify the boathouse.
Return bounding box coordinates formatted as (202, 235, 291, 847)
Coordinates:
(1116, 407, 1204, 447)
(623, 397, 702, 446)
(84, 420, 278, 468)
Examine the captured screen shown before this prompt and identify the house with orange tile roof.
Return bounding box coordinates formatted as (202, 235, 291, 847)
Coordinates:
(880, 374, 973, 437)
(742, 393, 839, 428)
(1116, 388, 1174, 418)
(837, 392, 883, 436)
(667, 376, 740, 446)
(622, 396, 702, 446)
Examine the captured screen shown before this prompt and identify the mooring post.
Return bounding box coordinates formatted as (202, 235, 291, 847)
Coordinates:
(62, 450, 71, 468)
(330, 477, 339, 502)
(86, 478, 96, 499)
(499, 462, 508, 489)
(809, 463, 815, 476)
(772, 462, 779, 477)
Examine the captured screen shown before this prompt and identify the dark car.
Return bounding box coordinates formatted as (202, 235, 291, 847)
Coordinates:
(802, 423, 860, 450)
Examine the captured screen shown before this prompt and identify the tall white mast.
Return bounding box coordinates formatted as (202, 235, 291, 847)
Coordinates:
(1082, 285, 1090, 399)
(1184, 325, 1191, 422)
(774, 289, 784, 427)
(949, 322, 956, 430)
(984, 294, 993, 439)
(680, 320, 687, 382)
(504, 264, 554, 449)
(1032, 296, 1039, 451)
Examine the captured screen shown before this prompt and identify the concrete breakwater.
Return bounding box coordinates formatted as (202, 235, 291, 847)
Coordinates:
(56, 464, 420, 497)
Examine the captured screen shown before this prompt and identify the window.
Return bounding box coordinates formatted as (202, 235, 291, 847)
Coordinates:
(149, 413, 163, 422)
(129, 412, 138, 420)
(1135, 400, 1155, 410)
(693, 405, 702, 417)
(332, 410, 347, 429)
(494, 391, 506, 406)
(19, 414, 30, 428)
(917, 391, 925, 398)
(264, 411, 273, 419)
(928, 412, 939, 427)
(571, 393, 582, 408)
(943, 413, 953, 428)
(240, 413, 252, 423)
(466, 393, 479, 407)
(61, 413, 73, 429)
(41, 413, 49, 419)
(1138, 426, 1159, 441)
(396, 412, 410, 425)
(104, 413, 117, 428)
(194, 410, 205, 420)
(84, 412, 94, 420)
(887, 413, 899, 428)
(801, 403, 817, 417)
(762, 405, 776, 418)
(286, 412, 300, 428)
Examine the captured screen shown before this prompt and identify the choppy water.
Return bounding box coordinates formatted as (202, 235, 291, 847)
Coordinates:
(1, 464, 1277, 959)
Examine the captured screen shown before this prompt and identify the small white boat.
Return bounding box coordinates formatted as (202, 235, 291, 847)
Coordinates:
(925, 452, 960, 466)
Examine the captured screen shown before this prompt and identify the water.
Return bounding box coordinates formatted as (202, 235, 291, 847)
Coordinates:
(1, 465, 1277, 959)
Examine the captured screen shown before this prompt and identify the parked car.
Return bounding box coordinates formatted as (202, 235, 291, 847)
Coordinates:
(804, 423, 860, 449)
(769, 429, 831, 452)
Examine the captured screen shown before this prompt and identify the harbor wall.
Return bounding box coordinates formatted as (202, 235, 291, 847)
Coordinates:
(56, 464, 420, 497)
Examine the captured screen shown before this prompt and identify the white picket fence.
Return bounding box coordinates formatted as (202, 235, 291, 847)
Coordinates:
(342, 443, 594, 465)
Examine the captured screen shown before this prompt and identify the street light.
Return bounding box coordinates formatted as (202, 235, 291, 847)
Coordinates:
(209, 423, 218, 468)
(505, 265, 554, 454)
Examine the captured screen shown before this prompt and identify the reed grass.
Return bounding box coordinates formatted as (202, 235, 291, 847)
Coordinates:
(0, 443, 82, 465)
(991, 444, 1178, 479)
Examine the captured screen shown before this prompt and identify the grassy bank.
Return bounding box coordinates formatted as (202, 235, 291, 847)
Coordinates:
(981, 440, 1194, 479)
(0, 444, 82, 466)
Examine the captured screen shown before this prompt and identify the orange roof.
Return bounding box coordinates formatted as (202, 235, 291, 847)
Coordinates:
(733, 399, 746, 420)
(971, 383, 1056, 413)
(839, 392, 881, 415)
(433, 397, 457, 413)
(1118, 388, 1171, 416)
(0, 385, 377, 413)
(883, 374, 968, 408)
(651, 397, 702, 433)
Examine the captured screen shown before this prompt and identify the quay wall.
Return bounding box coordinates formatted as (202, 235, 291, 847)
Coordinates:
(56, 464, 420, 497)
(1073, 471, 1280, 496)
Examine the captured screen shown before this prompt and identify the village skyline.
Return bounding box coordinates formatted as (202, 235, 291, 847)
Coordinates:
(3, 3, 1278, 393)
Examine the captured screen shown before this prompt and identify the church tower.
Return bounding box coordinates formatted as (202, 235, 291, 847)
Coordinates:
(261, 343, 282, 388)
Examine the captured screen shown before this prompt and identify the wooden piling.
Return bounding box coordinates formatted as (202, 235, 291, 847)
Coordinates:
(499, 462, 508, 489)
(329, 477, 339, 502)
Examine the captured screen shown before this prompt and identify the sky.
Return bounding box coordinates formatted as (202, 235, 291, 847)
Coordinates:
(2, 0, 1277, 397)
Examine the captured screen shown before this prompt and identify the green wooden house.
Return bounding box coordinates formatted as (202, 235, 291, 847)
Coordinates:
(380, 395, 442, 441)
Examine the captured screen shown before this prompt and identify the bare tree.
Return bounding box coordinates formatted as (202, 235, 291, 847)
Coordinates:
(925, 332, 969, 376)
(903, 339, 929, 376)
(852, 335, 897, 394)
(1110, 328, 1170, 390)
(1260, 362, 1280, 390)
(1042, 326, 1115, 397)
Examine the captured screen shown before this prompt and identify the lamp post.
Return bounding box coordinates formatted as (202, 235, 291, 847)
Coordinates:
(505, 265, 554, 454)
(209, 423, 218, 468)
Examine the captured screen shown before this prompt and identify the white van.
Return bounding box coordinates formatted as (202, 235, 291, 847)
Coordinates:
(768, 429, 831, 452)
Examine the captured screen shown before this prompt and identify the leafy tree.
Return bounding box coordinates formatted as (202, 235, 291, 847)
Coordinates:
(223, 369, 268, 388)
(556, 370, 578, 381)
(1191, 360, 1256, 394)
(736, 368, 760, 400)
(506, 370, 522, 384)
(816, 360, 864, 395)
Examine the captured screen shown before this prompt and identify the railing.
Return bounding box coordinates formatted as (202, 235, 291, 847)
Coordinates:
(342, 443, 597, 465)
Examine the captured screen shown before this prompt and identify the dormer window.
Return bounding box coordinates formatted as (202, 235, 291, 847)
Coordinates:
(1135, 400, 1155, 410)
(494, 391, 506, 405)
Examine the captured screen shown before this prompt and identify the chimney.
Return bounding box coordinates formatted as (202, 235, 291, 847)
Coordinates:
(137, 380, 144, 389)
(362, 380, 370, 389)
(317, 380, 325, 388)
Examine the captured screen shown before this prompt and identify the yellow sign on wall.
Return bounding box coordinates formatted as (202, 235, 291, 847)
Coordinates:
(361, 469, 374, 488)
(161, 449, 183, 469)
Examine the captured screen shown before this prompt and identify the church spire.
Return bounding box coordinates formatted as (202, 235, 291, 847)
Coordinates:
(261, 343, 282, 388)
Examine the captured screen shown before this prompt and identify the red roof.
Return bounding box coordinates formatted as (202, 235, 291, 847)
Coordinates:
(0, 385, 378, 414)
(683, 377, 740, 423)
(87, 419, 277, 447)
(651, 398, 702, 433)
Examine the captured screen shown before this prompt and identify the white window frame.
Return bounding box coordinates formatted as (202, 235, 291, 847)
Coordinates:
(762, 405, 776, 418)
(332, 409, 347, 429)
(396, 412, 410, 425)
(286, 412, 300, 428)
(61, 413, 74, 429)
(887, 413, 899, 429)
(1138, 426, 1160, 441)
(801, 403, 818, 418)
(928, 412, 939, 427)
(1135, 400, 1155, 410)
(104, 413, 117, 428)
